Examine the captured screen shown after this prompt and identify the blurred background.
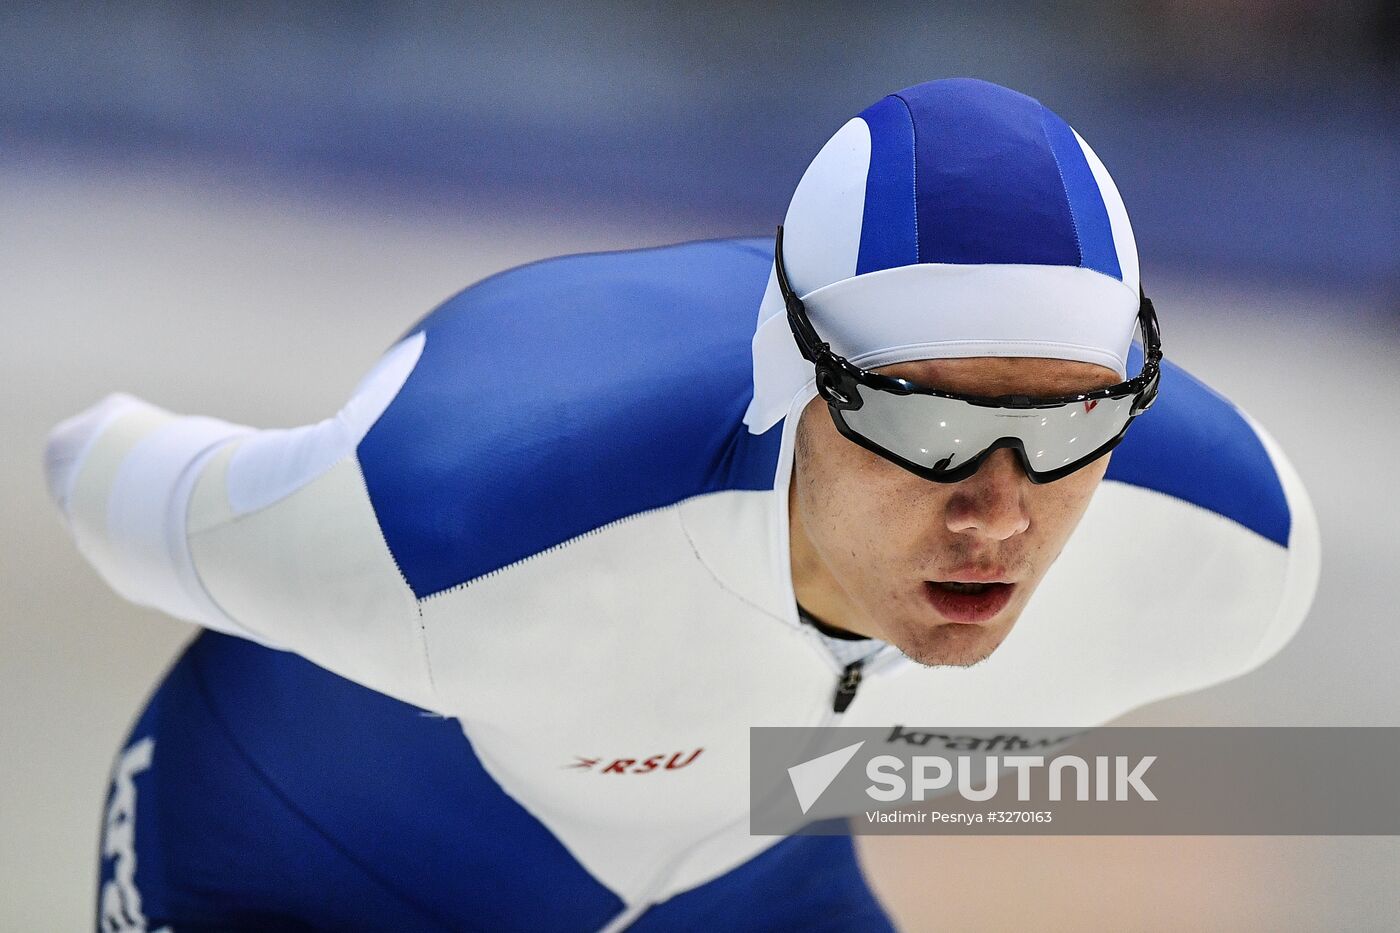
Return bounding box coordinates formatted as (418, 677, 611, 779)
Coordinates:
(3, 1, 1398, 929)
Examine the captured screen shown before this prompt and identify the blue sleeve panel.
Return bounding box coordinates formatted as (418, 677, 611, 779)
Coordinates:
(629, 832, 893, 932)
(358, 237, 784, 599)
(96, 632, 892, 932)
(1107, 343, 1291, 548)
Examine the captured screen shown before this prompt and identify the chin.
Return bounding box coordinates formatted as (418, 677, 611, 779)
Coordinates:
(889, 615, 1019, 669)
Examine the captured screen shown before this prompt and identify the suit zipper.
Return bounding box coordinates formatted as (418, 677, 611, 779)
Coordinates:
(831, 659, 864, 714)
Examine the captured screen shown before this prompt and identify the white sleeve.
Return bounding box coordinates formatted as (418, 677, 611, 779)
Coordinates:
(44, 333, 438, 710)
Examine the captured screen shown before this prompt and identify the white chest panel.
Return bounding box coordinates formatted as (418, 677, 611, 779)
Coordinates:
(418, 494, 838, 902)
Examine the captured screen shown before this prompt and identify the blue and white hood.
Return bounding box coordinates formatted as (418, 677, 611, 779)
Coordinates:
(750, 77, 1141, 431)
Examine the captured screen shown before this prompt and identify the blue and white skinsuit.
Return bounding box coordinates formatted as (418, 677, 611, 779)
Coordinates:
(47, 80, 1319, 932)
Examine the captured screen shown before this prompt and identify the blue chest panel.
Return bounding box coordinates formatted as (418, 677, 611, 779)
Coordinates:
(1106, 346, 1291, 547)
(358, 238, 785, 599)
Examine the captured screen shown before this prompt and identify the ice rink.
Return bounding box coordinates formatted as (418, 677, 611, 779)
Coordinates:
(4, 150, 1399, 930)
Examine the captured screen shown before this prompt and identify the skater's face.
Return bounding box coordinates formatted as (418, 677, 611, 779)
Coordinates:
(789, 357, 1120, 667)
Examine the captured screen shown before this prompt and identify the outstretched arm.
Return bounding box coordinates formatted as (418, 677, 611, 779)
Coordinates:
(44, 333, 438, 711)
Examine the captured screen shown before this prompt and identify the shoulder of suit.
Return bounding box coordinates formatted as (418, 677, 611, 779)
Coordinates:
(1106, 358, 1294, 549)
(355, 236, 784, 598)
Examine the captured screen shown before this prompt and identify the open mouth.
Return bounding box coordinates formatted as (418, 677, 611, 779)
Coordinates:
(933, 581, 996, 594)
(922, 580, 1015, 624)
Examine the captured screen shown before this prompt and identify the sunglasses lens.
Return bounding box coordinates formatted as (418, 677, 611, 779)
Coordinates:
(838, 386, 1137, 480)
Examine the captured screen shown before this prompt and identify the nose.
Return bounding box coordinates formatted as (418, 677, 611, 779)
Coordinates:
(943, 449, 1031, 541)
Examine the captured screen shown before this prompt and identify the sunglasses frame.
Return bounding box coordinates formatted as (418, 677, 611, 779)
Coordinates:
(774, 225, 1163, 484)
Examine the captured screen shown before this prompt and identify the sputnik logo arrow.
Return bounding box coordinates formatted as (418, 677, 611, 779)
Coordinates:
(787, 741, 866, 814)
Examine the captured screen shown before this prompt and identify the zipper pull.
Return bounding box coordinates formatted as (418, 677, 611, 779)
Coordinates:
(832, 660, 864, 713)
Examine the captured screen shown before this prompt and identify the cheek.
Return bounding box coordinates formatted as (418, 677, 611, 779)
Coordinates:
(1028, 463, 1107, 544)
(800, 421, 880, 521)
(809, 442, 941, 550)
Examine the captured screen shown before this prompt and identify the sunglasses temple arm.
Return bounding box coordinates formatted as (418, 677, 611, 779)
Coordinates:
(774, 226, 829, 365)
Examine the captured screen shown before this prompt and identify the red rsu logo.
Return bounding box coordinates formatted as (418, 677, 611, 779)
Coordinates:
(568, 748, 703, 774)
